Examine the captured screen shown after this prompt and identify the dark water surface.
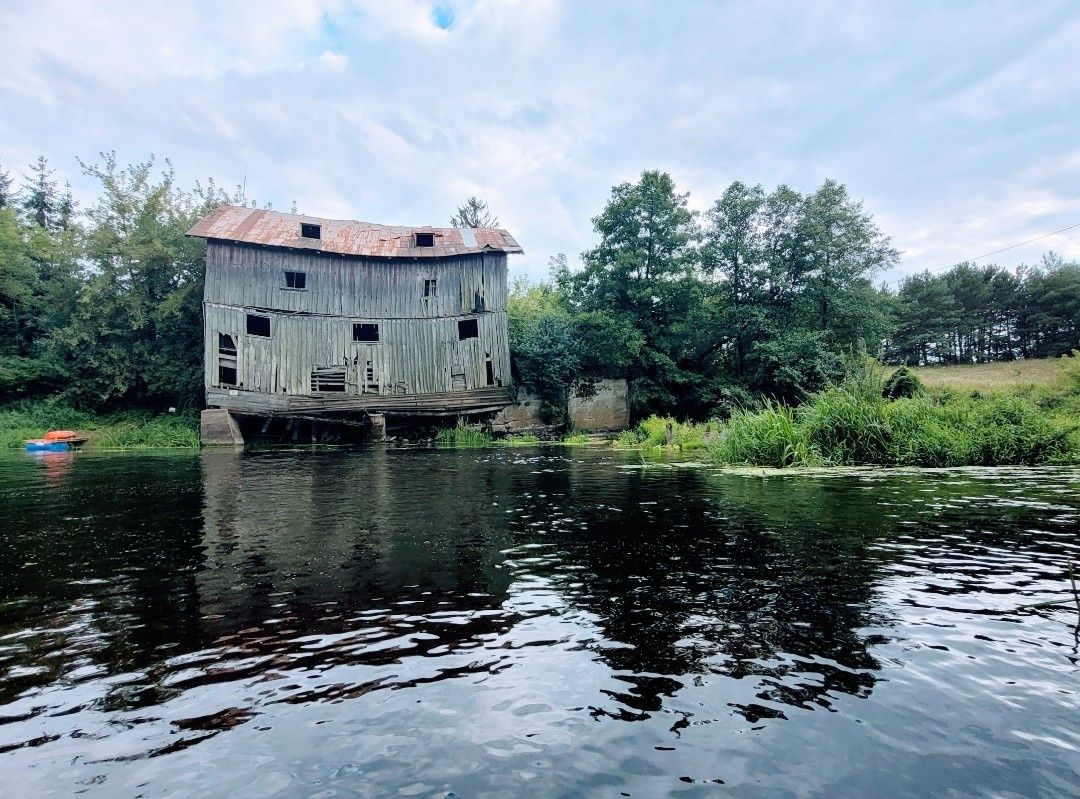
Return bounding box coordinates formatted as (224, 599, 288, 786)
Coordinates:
(0, 448, 1078, 798)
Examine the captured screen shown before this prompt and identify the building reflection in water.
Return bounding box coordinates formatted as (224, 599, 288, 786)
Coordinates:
(196, 448, 894, 727)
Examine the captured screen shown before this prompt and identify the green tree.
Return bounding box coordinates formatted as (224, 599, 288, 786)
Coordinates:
(21, 155, 60, 231)
(702, 181, 768, 376)
(51, 153, 229, 410)
(568, 170, 701, 415)
(0, 157, 14, 210)
(450, 196, 499, 228)
(792, 180, 897, 338)
(0, 207, 40, 394)
(507, 275, 581, 422)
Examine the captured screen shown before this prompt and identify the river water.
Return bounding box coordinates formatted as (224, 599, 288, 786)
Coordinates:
(0, 448, 1077, 798)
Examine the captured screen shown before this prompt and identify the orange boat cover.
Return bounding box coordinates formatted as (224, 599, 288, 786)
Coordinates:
(43, 430, 78, 441)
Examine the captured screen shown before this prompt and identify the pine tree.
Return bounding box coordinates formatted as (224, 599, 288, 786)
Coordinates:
(450, 196, 499, 228)
(57, 181, 76, 230)
(21, 155, 59, 230)
(0, 157, 13, 210)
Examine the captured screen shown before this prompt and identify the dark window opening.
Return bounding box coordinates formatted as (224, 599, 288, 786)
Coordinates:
(311, 367, 346, 392)
(414, 232, 435, 247)
(217, 333, 237, 386)
(246, 314, 270, 337)
(301, 223, 321, 239)
(424, 278, 437, 297)
(284, 271, 306, 289)
(473, 290, 486, 313)
(353, 323, 380, 342)
(485, 360, 495, 386)
(458, 318, 479, 340)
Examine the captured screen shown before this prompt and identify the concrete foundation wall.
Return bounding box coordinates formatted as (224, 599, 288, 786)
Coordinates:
(201, 408, 245, 446)
(569, 379, 630, 432)
(490, 387, 547, 434)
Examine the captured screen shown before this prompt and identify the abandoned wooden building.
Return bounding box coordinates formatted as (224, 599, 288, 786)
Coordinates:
(187, 204, 523, 442)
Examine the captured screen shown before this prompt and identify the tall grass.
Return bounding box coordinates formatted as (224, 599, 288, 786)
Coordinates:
(434, 423, 492, 447)
(627, 356, 1079, 468)
(712, 401, 820, 467)
(0, 401, 200, 450)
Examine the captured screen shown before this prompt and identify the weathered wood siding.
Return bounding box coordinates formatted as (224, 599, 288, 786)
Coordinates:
(203, 241, 512, 407)
(205, 242, 506, 317)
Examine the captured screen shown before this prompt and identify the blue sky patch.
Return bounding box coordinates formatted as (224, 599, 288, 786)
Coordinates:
(432, 5, 455, 30)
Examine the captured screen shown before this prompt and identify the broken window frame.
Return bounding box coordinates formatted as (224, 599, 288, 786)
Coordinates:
(364, 359, 380, 392)
(246, 314, 271, 337)
(217, 333, 238, 386)
(424, 278, 437, 298)
(352, 322, 380, 343)
(457, 318, 479, 340)
(310, 366, 347, 393)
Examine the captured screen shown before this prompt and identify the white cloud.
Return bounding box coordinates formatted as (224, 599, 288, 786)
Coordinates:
(318, 50, 349, 72)
(1, 1, 1079, 281)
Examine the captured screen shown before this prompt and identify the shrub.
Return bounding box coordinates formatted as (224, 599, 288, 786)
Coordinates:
(884, 396, 973, 466)
(705, 366, 1078, 468)
(883, 366, 923, 399)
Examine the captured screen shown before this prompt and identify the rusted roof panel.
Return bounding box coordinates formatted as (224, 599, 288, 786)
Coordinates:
(187, 204, 523, 258)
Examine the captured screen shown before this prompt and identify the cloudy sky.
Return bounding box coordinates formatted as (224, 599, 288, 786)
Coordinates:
(2, 0, 1079, 284)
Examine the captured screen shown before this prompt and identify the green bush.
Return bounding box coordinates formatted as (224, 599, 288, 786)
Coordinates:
(617, 416, 710, 451)
(883, 366, 923, 399)
(705, 370, 1078, 468)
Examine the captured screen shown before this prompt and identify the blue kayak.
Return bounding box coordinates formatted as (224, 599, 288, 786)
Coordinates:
(25, 441, 71, 452)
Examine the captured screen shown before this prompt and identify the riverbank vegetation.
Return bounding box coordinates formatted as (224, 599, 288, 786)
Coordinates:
(0, 402, 199, 450)
(620, 355, 1080, 467)
(508, 172, 1079, 421)
(2, 153, 1078, 460)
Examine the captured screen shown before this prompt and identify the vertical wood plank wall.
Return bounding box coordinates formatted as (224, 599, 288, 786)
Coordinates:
(203, 242, 512, 400)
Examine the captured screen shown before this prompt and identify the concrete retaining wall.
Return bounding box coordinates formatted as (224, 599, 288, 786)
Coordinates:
(490, 387, 547, 434)
(569, 379, 630, 432)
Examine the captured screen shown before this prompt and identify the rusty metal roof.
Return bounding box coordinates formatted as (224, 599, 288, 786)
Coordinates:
(187, 204, 523, 258)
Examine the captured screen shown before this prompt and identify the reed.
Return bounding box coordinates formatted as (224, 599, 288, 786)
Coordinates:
(434, 423, 493, 448)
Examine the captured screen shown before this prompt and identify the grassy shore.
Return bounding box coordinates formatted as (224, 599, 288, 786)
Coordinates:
(621, 356, 1080, 467)
(0, 402, 200, 451)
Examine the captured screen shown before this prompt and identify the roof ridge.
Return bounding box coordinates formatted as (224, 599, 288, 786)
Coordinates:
(186, 203, 523, 259)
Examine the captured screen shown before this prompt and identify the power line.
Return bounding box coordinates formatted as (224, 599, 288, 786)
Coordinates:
(948, 220, 1080, 266)
(882, 219, 1080, 288)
